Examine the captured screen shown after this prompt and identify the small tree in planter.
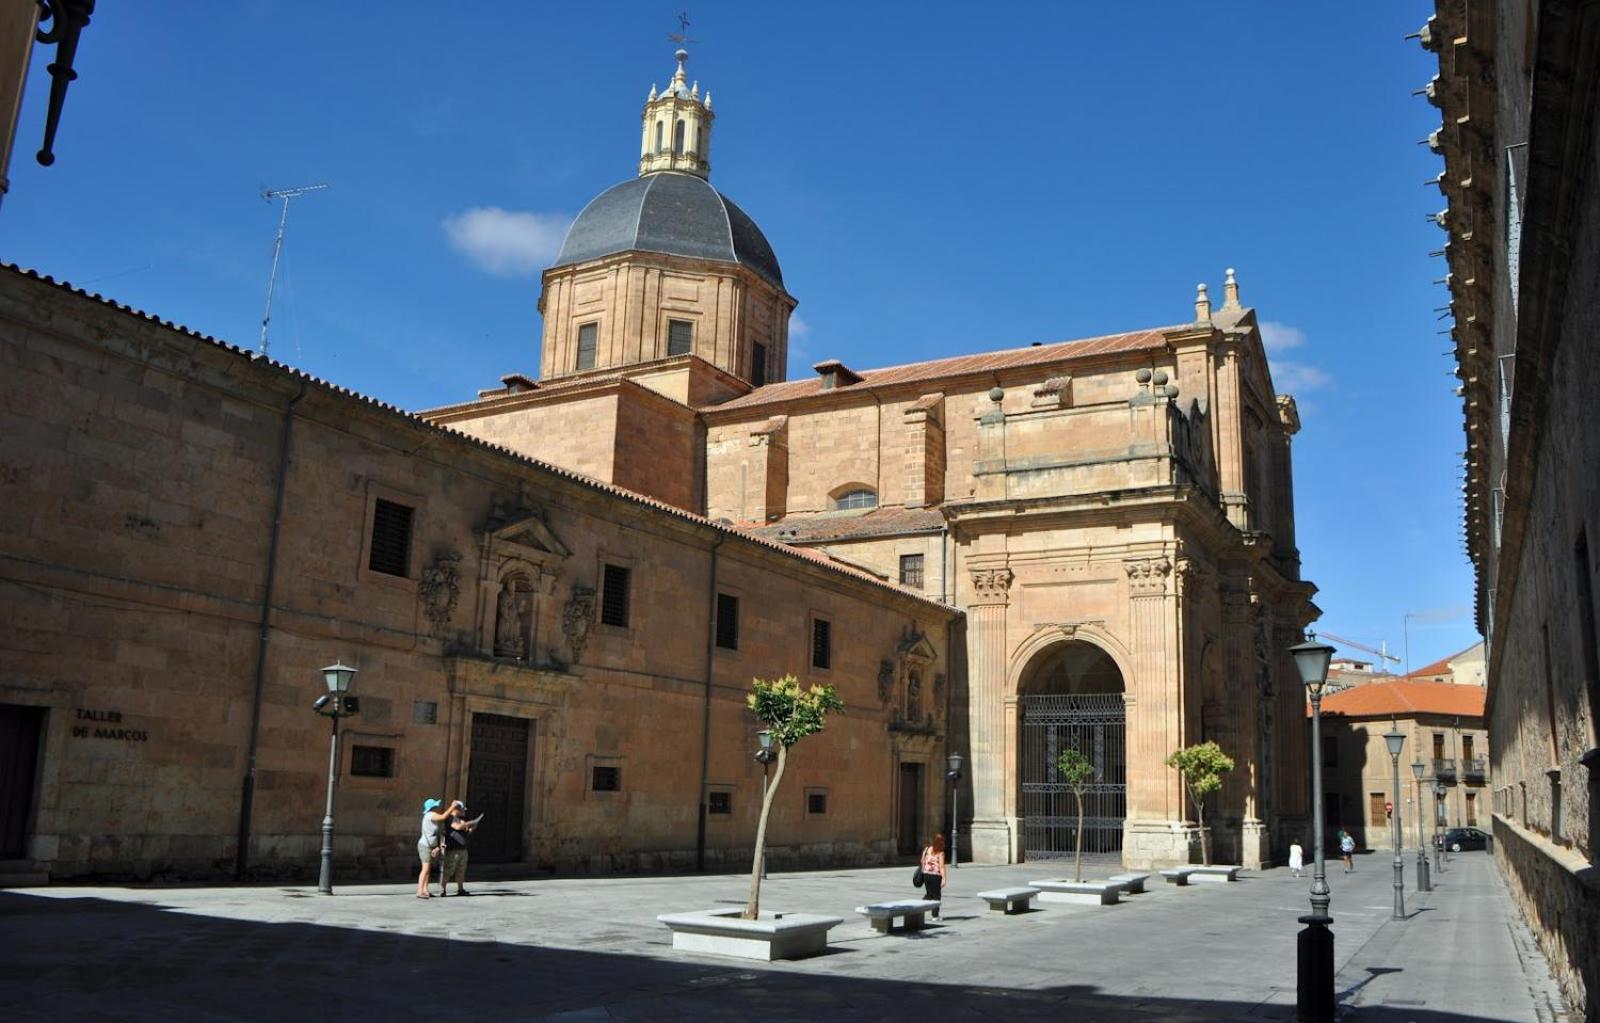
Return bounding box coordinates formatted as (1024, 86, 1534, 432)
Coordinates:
(1056, 746, 1097, 882)
(744, 675, 844, 919)
(1165, 741, 1235, 866)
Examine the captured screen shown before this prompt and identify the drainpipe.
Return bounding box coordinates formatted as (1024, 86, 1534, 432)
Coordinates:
(235, 380, 307, 879)
(696, 532, 726, 871)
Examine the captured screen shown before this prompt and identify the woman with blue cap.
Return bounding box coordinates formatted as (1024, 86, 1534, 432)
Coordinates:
(415, 796, 459, 899)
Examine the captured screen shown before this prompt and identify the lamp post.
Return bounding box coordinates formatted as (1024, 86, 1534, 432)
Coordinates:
(754, 729, 775, 880)
(1411, 760, 1431, 892)
(946, 753, 964, 869)
(314, 661, 358, 895)
(1383, 726, 1406, 920)
(1290, 634, 1336, 1023)
(1433, 779, 1446, 873)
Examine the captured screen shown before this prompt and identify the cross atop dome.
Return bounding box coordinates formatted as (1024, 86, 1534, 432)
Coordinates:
(639, 49, 714, 178)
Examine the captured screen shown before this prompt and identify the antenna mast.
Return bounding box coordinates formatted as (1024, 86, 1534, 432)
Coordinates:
(258, 183, 328, 355)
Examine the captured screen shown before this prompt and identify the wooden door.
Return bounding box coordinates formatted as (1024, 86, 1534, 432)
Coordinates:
(897, 763, 923, 857)
(465, 713, 530, 863)
(0, 705, 45, 859)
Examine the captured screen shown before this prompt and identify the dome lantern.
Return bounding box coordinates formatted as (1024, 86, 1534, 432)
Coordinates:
(639, 49, 713, 179)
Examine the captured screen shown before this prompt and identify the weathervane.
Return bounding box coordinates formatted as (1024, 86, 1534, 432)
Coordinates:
(668, 10, 697, 45)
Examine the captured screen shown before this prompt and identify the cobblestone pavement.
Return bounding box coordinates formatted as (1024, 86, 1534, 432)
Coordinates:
(1, 851, 1569, 1021)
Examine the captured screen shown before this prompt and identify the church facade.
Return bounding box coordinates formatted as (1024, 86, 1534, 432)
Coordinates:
(426, 51, 1319, 869)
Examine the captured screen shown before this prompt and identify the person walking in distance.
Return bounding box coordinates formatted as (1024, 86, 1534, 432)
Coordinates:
(1288, 838, 1305, 878)
(438, 802, 480, 897)
(415, 797, 458, 899)
(1339, 829, 1356, 873)
(920, 833, 949, 920)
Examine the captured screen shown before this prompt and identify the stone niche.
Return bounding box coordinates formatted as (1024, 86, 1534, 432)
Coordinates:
(473, 503, 572, 669)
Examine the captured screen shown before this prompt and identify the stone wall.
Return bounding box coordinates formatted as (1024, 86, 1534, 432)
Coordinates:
(1494, 817, 1600, 1020)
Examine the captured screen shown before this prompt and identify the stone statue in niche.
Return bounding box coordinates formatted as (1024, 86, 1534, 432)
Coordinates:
(563, 585, 596, 666)
(906, 671, 923, 722)
(494, 575, 534, 660)
(877, 660, 895, 705)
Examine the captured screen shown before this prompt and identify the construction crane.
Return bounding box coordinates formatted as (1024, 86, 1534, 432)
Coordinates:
(1319, 631, 1402, 672)
(258, 183, 329, 355)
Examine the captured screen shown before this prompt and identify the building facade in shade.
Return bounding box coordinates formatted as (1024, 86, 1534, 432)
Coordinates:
(1315, 680, 1488, 851)
(427, 50, 1321, 870)
(1423, 0, 1600, 1016)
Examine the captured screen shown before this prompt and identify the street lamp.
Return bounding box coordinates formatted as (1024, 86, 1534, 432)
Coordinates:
(754, 729, 775, 880)
(1433, 779, 1447, 873)
(1383, 726, 1407, 920)
(313, 661, 358, 895)
(1290, 633, 1336, 1023)
(946, 753, 964, 869)
(1411, 760, 1431, 892)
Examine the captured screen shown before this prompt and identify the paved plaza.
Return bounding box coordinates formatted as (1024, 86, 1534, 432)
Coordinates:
(1, 852, 1568, 1021)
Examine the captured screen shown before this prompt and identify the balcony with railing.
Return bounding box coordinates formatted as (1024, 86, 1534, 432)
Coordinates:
(1462, 756, 1487, 783)
(1433, 757, 1458, 783)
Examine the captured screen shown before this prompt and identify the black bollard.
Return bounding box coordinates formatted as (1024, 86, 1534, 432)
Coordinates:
(1296, 914, 1336, 1023)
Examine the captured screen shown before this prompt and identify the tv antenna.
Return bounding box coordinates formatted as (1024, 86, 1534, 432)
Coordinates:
(667, 11, 697, 45)
(258, 183, 328, 356)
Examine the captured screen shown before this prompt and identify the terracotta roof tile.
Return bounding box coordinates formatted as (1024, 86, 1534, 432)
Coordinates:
(1315, 680, 1485, 719)
(742, 507, 946, 544)
(706, 326, 1181, 413)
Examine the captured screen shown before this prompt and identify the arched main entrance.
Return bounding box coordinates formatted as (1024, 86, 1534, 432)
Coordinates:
(1018, 640, 1127, 860)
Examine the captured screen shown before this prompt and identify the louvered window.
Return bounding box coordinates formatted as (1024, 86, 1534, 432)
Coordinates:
(751, 342, 768, 387)
(667, 319, 694, 356)
(368, 499, 414, 577)
(811, 617, 831, 670)
(576, 322, 598, 370)
(715, 592, 739, 650)
(601, 564, 631, 627)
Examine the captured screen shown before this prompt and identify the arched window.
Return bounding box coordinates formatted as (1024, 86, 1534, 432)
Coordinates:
(831, 487, 878, 511)
(655, 121, 664, 152)
(673, 119, 686, 155)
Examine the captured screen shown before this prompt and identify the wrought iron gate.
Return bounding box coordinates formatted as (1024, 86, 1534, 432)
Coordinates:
(1021, 693, 1126, 858)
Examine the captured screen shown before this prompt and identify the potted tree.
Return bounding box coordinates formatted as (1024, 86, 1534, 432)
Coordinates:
(658, 675, 847, 960)
(1165, 741, 1235, 866)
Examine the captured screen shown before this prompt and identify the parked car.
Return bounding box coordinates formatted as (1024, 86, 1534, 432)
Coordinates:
(1440, 827, 1490, 852)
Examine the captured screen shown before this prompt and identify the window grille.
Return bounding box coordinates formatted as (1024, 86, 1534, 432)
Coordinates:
(899, 554, 925, 589)
(1506, 145, 1524, 312)
(601, 564, 631, 627)
(350, 746, 395, 778)
(592, 765, 621, 792)
(833, 489, 877, 511)
(811, 618, 832, 669)
(807, 790, 828, 815)
(667, 319, 694, 356)
(368, 499, 414, 577)
(715, 592, 739, 649)
(412, 700, 437, 725)
(708, 790, 732, 815)
(576, 322, 598, 370)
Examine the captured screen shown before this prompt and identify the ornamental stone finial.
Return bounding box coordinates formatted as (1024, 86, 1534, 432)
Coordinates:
(1195, 282, 1212, 324)
(1222, 267, 1241, 310)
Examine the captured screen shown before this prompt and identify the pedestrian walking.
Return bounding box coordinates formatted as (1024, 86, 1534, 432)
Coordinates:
(1339, 829, 1356, 873)
(1288, 839, 1304, 878)
(416, 797, 458, 899)
(919, 833, 948, 920)
(438, 803, 480, 897)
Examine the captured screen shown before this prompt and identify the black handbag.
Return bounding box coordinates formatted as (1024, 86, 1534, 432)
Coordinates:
(912, 866, 925, 888)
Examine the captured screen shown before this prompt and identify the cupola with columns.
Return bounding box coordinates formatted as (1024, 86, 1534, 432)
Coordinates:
(639, 50, 713, 178)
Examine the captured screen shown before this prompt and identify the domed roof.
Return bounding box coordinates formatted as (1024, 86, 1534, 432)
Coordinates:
(554, 172, 784, 288)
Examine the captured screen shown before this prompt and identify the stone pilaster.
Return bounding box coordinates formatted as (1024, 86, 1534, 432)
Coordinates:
(1122, 554, 1196, 867)
(966, 564, 1013, 862)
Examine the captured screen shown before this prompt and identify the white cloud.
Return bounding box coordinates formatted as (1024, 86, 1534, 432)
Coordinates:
(1259, 320, 1306, 353)
(789, 313, 811, 338)
(442, 207, 571, 277)
(1273, 361, 1332, 392)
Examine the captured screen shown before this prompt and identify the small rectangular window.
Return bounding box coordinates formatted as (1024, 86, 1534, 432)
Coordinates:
(368, 498, 414, 577)
(1433, 733, 1445, 762)
(899, 554, 925, 589)
(715, 592, 739, 650)
(811, 617, 831, 670)
(601, 564, 631, 627)
(592, 765, 621, 792)
(412, 700, 438, 725)
(1462, 735, 1474, 762)
(806, 789, 828, 816)
(576, 322, 598, 371)
(667, 319, 694, 356)
(1369, 792, 1387, 827)
(708, 790, 732, 815)
(350, 745, 395, 778)
(751, 342, 768, 387)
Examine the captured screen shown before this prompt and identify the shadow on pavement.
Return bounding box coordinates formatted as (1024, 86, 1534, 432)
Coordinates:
(0, 891, 1532, 1022)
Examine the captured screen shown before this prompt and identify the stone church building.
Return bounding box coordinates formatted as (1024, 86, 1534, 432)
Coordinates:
(0, 50, 1315, 882)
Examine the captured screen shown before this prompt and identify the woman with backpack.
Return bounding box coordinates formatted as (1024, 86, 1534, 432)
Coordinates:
(918, 833, 949, 919)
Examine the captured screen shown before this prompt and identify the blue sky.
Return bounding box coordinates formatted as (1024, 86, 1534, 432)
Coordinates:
(2, 3, 1478, 670)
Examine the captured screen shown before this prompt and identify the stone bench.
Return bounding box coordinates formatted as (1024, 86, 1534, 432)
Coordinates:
(854, 899, 942, 933)
(1028, 879, 1123, 906)
(657, 908, 843, 961)
(975, 886, 1040, 913)
(1160, 867, 1199, 885)
(1108, 871, 1151, 894)
(1189, 865, 1242, 883)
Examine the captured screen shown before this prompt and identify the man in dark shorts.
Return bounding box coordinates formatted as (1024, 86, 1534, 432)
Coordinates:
(439, 802, 480, 897)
